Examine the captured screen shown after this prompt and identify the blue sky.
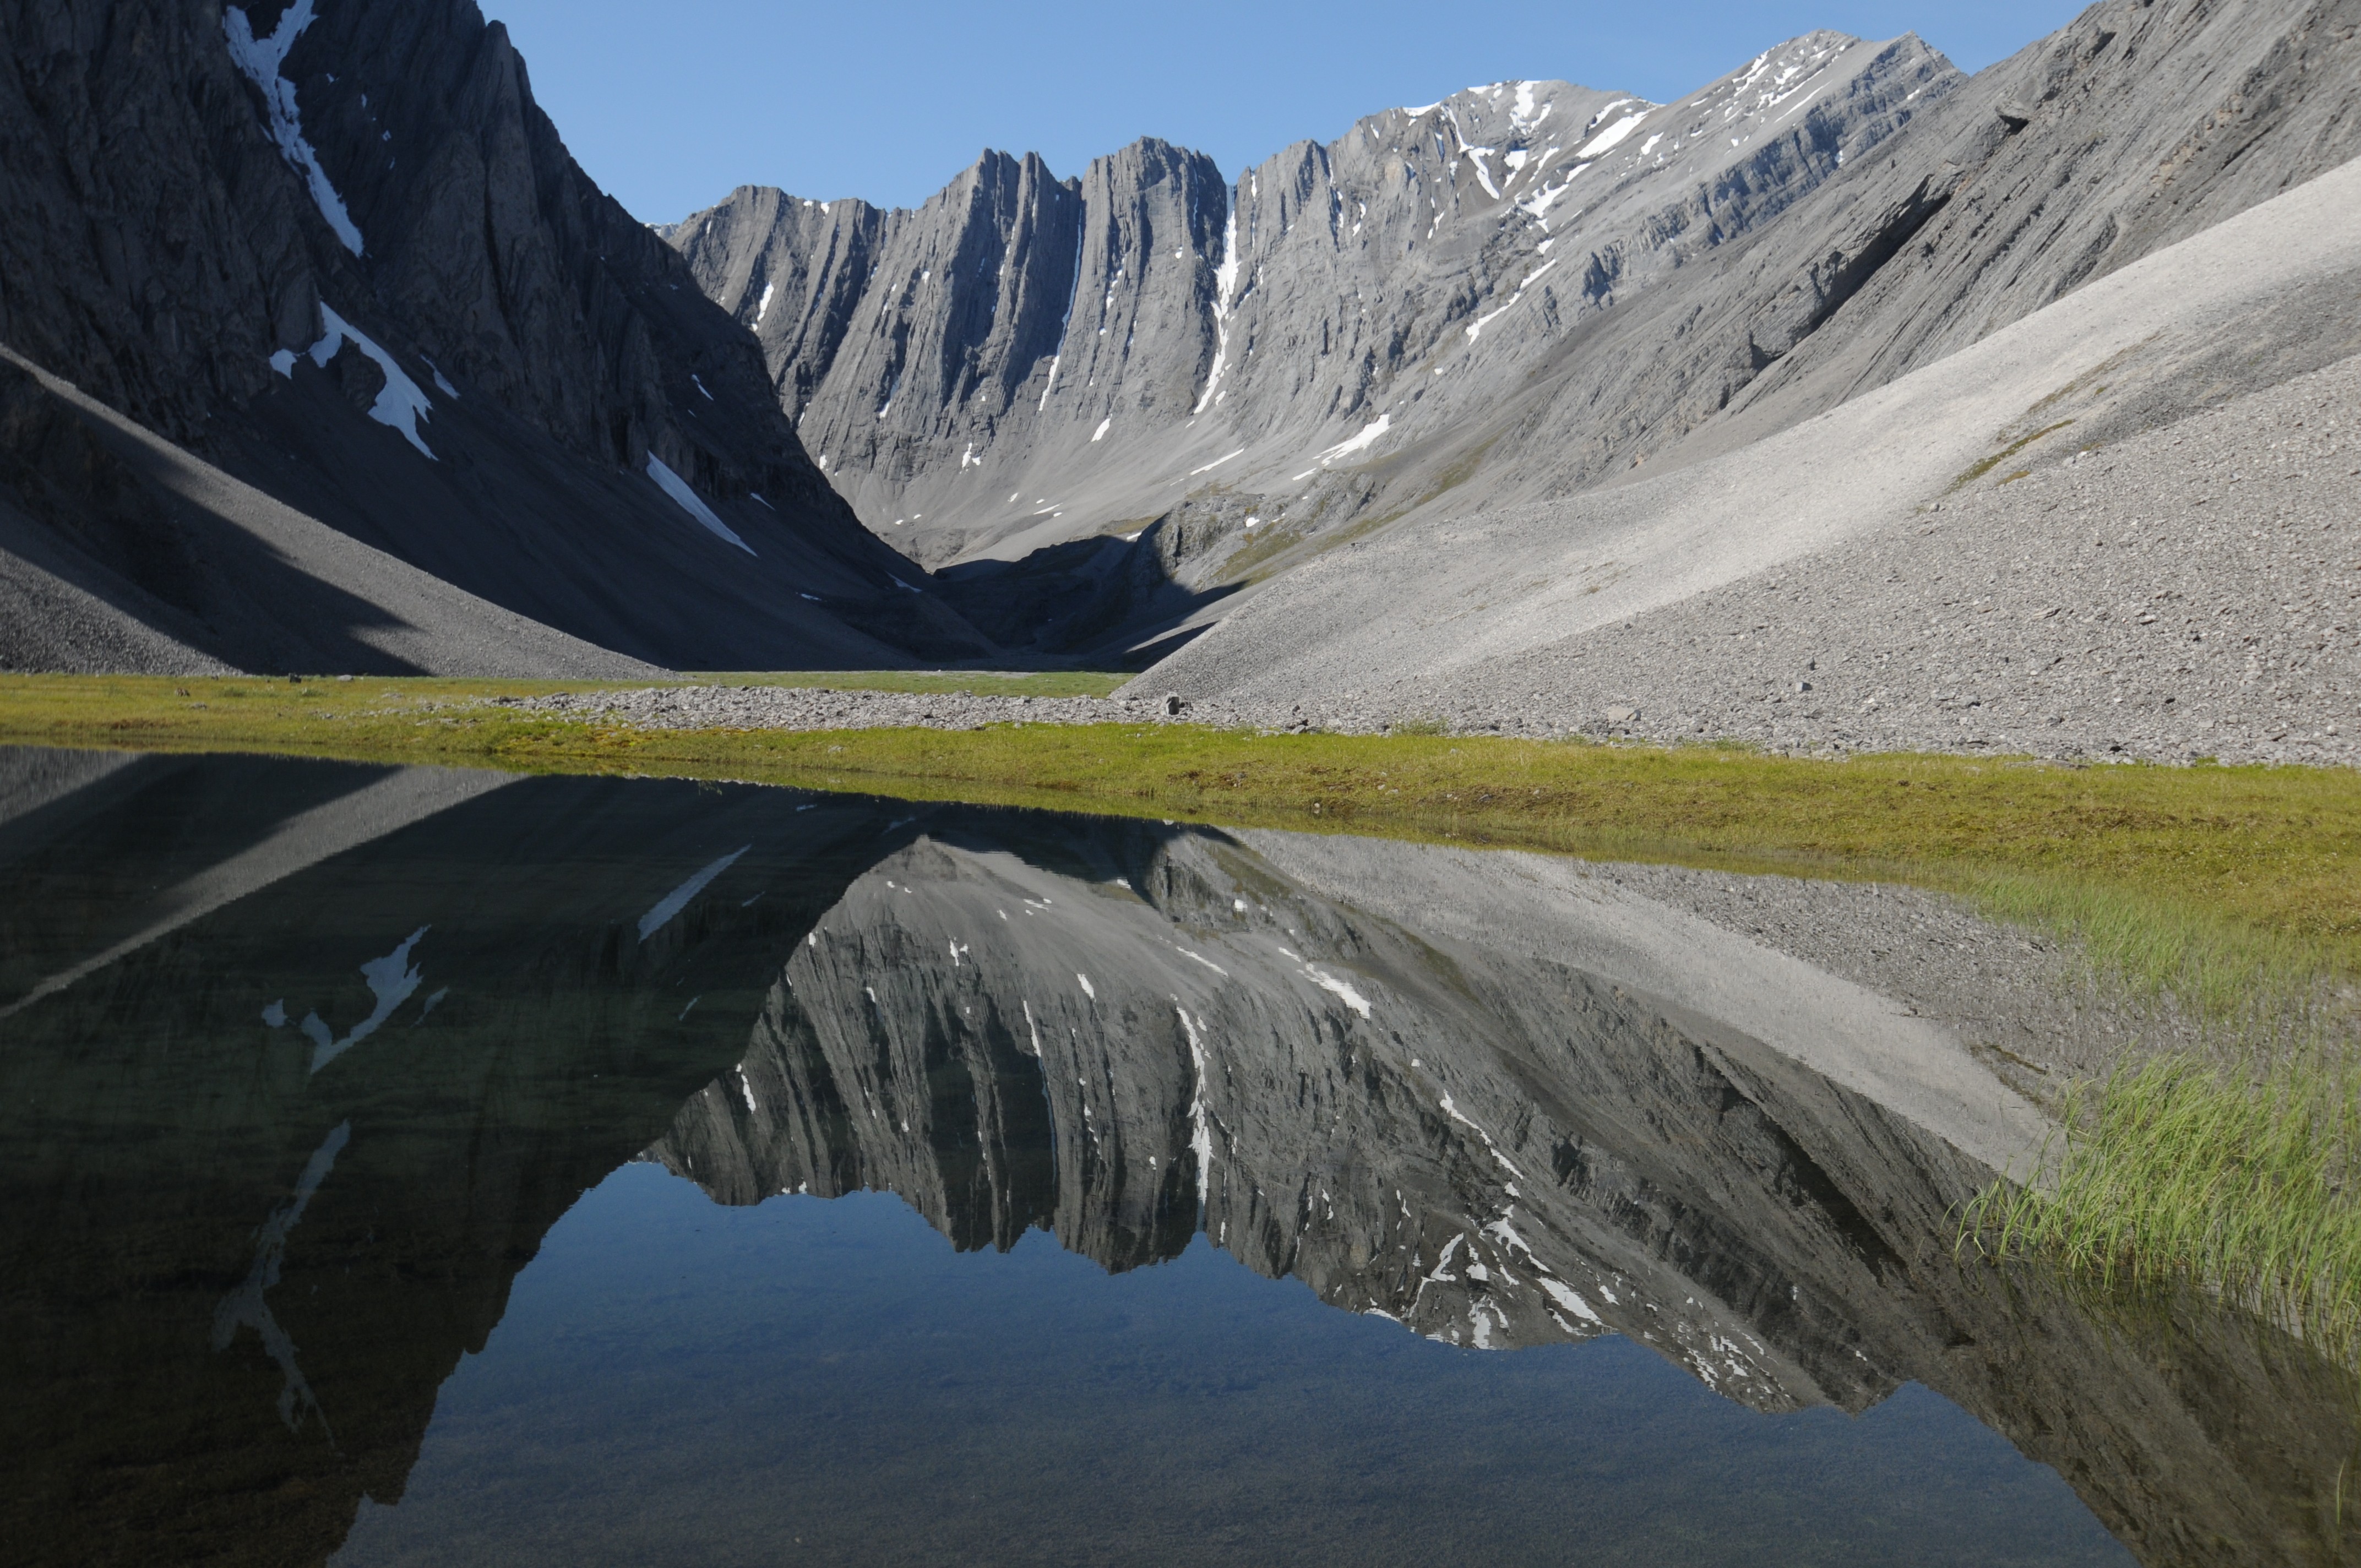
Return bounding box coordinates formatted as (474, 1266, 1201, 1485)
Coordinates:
(486, 1, 2092, 222)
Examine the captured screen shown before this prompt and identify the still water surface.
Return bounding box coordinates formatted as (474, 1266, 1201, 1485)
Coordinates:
(0, 749, 2347, 1566)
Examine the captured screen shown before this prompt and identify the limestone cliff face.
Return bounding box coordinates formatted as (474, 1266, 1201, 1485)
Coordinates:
(0, 0, 986, 673)
(672, 35, 1946, 570)
(1526, 0, 2361, 481)
(670, 137, 1231, 562)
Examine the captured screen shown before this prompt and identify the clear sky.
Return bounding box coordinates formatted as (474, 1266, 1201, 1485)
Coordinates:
(484, 1, 2093, 222)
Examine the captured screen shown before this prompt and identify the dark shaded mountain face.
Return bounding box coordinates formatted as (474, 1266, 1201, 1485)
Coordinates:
(3, 747, 2352, 1567)
(0, 0, 987, 674)
(671, 0, 2361, 665)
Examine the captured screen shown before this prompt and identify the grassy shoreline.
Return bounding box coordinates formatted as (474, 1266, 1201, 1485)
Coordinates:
(1968, 1052, 2361, 1365)
(7, 669, 2360, 1354)
(6, 673, 2357, 998)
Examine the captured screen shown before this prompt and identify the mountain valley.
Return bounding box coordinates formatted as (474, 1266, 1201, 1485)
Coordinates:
(8, 9, 2361, 1563)
(668, 0, 2361, 701)
(0, 0, 2354, 755)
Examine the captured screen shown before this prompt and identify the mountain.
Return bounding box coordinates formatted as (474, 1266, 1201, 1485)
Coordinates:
(4, 0, 2354, 694)
(1146, 163, 2361, 749)
(1139, 0, 2361, 745)
(671, 33, 1951, 570)
(671, 0, 2361, 673)
(0, 0, 987, 675)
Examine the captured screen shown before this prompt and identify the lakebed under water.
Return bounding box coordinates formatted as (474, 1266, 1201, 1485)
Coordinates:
(0, 748, 2349, 1566)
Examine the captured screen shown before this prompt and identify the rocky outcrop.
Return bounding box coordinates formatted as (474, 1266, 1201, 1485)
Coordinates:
(0, 0, 987, 672)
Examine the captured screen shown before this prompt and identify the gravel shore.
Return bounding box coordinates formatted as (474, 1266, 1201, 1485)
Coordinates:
(512, 684, 1315, 734)
(1598, 862, 2222, 1097)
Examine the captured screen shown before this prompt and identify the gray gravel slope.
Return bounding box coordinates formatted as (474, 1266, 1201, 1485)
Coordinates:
(1448, 356, 2361, 766)
(1134, 156, 2361, 766)
(0, 495, 232, 677)
(529, 339, 2361, 768)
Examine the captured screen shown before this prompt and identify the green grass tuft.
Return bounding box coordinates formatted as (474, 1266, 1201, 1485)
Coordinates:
(1966, 1053, 2361, 1362)
(1967, 869, 2332, 1031)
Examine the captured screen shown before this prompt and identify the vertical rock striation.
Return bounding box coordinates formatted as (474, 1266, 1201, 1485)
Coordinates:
(671, 33, 1956, 569)
(670, 0, 2361, 676)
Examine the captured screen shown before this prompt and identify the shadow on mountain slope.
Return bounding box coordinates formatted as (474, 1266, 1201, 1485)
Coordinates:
(0, 0, 989, 674)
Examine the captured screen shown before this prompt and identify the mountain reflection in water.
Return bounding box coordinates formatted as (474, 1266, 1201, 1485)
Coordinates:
(0, 749, 2351, 1567)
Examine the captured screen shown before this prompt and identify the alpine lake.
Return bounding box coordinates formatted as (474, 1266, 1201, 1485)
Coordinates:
(2, 746, 2352, 1567)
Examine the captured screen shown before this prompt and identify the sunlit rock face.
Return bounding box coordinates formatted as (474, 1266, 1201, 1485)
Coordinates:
(668, 1, 2361, 679)
(669, 35, 1952, 572)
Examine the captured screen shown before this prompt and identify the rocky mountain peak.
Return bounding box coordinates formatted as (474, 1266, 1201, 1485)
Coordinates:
(667, 31, 1954, 577)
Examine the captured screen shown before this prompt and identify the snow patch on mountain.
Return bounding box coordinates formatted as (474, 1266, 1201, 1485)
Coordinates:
(277, 304, 437, 458)
(1576, 108, 1653, 159)
(1317, 414, 1392, 465)
(1194, 212, 1244, 415)
(646, 455, 757, 554)
(1510, 81, 1552, 133)
(224, 1, 363, 255)
(1466, 261, 1558, 341)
